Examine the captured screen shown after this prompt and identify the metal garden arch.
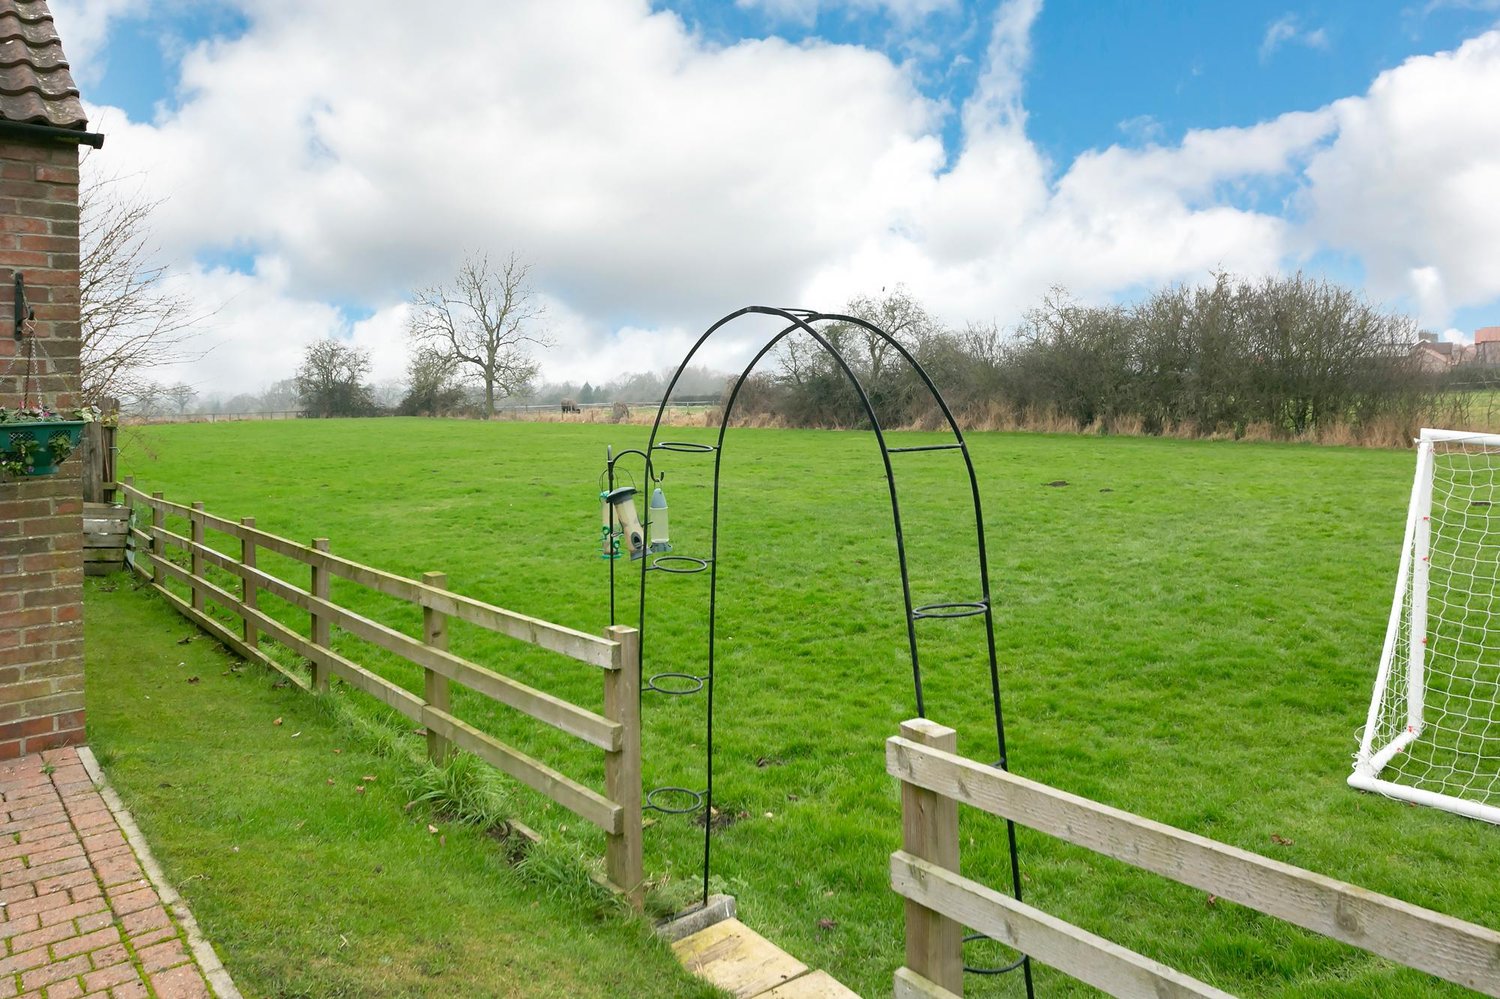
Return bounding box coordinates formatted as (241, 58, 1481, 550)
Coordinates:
(604, 306, 1033, 991)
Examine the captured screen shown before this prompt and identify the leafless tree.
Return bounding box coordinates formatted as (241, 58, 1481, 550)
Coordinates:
(165, 382, 197, 415)
(405, 252, 550, 419)
(78, 171, 204, 407)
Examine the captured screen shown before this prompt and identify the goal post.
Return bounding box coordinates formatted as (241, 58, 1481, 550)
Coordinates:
(1350, 428, 1500, 824)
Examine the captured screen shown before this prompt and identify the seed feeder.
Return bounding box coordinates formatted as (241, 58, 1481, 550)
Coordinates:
(605, 486, 646, 561)
(649, 486, 671, 553)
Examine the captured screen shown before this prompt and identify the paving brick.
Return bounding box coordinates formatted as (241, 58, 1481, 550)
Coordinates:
(20, 951, 90, 990)
(0, 912, 42, 939)
(65, 881, 100, 904)
(106, 981, 147, 999)
(101, 889, 152, 918)
(37, 898, 106, 929)
(6, 891, 72, 918)
(0, 943, 48, 975)
(123, 925, 174, 949)
(86, 859, 138, 890)
(43, 978, 83, 999)
(32, 871, 93, 898)
(49, 925, 118, 960)
(135, 937, 188, 974)
(79, 960, 135, 993)
(145, 964, 209, 999)
(9, 917, 75, 952)
(117, 906, 167, 939)
(72, 911, 111, 935)
(85, 943, 125, 971)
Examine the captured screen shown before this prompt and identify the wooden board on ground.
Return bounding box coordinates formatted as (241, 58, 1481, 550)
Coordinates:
(672, 919, 809, 999)
(756, 970, 861, 998)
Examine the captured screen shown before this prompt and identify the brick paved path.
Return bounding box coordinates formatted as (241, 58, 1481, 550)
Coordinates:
(1, 749, 220, 999)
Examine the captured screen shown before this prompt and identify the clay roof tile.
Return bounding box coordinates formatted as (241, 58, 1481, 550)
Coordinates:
(0, 0, 86, 129)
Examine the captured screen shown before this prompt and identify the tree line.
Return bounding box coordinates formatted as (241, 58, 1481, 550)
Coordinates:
(729, 275, 1443, 442)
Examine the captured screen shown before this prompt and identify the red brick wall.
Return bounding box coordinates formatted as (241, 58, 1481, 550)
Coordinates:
(1, 136, 85, 759)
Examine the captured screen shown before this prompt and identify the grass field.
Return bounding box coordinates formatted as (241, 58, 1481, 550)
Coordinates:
(106, 418, 1498, 997)
(83, 573, 723, 999)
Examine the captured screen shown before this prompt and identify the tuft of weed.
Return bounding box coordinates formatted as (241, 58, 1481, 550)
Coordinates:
(511, 837, 621, 912)
(399, 751, 514, 830)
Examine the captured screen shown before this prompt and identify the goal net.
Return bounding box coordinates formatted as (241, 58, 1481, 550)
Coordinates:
(1351, 429, 1500, 824)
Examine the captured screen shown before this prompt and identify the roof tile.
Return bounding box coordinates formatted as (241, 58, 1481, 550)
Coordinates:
(0, 0, 86, 129)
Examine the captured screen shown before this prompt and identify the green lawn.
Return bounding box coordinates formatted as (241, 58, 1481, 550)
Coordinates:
(104, 418, 1498, 997)
(84, 575, 724, 999)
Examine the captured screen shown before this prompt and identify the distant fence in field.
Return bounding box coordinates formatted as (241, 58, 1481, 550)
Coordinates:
(114, 478, 644, 905)
(887, 719, 1500, 998)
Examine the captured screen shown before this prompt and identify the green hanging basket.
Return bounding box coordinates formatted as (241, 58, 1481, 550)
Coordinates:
(1, 420, 86, 476)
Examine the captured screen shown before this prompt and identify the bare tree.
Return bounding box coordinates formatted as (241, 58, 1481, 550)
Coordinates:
(78, 171, 204, 407)
(165, 382, 197, 415)
(405, 252, 550, 418)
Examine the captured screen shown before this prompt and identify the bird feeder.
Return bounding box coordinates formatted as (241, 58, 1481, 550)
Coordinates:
(649, 486, 671, 553)
(605, 486, 646, 560)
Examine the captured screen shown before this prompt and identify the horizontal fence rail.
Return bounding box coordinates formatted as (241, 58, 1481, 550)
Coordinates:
(886, 719, 1500, 999)
(115, 478, 644, 904)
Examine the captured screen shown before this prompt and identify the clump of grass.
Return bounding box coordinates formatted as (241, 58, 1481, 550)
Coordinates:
(511, 836, 621, 911)
(400, 751, 514, 830)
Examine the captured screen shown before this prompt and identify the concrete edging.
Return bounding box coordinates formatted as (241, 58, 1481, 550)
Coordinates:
(77, 746, 243, 999)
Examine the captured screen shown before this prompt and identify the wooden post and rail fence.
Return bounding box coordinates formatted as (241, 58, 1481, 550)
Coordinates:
(114, 477, 644, 906)
(887, 719, 1500, 998)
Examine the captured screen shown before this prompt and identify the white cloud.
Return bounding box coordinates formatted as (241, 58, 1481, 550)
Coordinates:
(1301, 31, 1500, 327)
(60, 0, 1500, 396)
(736, 0, 958, 27)
(1261, 14, 1330, 61)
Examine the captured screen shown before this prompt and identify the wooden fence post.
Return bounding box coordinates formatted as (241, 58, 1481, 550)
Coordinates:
(900, 718, 964, 995)
(310, 537, 330, 692)
(150, 492, 164, 585)
(190, 502, 205, 612)
(81, 421, 104, 503)
(603, 625, 643, 908)
(101, 401, 117, 504)
(121, 474, 134, 559)
(422, 571, 453, 765)
(241, 517, 258, 651)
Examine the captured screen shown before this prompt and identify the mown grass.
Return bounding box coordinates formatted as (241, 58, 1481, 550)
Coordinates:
(83, 575, 724, 999)
(110, 419, 1499, 997)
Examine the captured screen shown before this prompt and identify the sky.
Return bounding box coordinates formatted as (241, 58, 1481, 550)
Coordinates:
(49, 0, 1500, 400)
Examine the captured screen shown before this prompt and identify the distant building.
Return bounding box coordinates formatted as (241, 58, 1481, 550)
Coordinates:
(1476, 327, 1500, 366)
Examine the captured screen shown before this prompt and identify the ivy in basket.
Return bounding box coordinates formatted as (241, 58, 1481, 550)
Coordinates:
(0, 403, 99, 478)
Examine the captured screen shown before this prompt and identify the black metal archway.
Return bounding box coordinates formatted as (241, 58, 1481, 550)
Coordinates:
(605, 306, 1032, 992)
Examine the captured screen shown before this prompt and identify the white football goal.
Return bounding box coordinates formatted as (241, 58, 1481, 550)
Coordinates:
(1351, 428, 1500, 824)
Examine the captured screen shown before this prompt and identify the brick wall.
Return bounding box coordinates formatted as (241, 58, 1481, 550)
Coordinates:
(1, 136, 85, 759)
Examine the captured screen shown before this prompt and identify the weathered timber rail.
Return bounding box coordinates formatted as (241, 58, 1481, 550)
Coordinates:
(887, 719, 1500, 998)
(115, 478, 644, 904)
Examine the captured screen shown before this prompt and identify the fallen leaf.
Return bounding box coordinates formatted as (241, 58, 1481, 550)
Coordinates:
(428, 824, 439, 834)
(273, 717, 283, 726)
(326, 778, 335, 786)
(361, 775, 376, 782)
(764, 811, 774, 819)
(333, 749, 343, 755)
(177, 636, 194, 645)
(786, 794, 799, 802)
(186, 676, 199, 684)
(817, 918, 837, 931)
(1270, 834, 1294, 846)
(290, 731, 301, 738)
(1206, 894, 1217, 907)
(405, 801, 417, 812)
(355, 785, 366, 794)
